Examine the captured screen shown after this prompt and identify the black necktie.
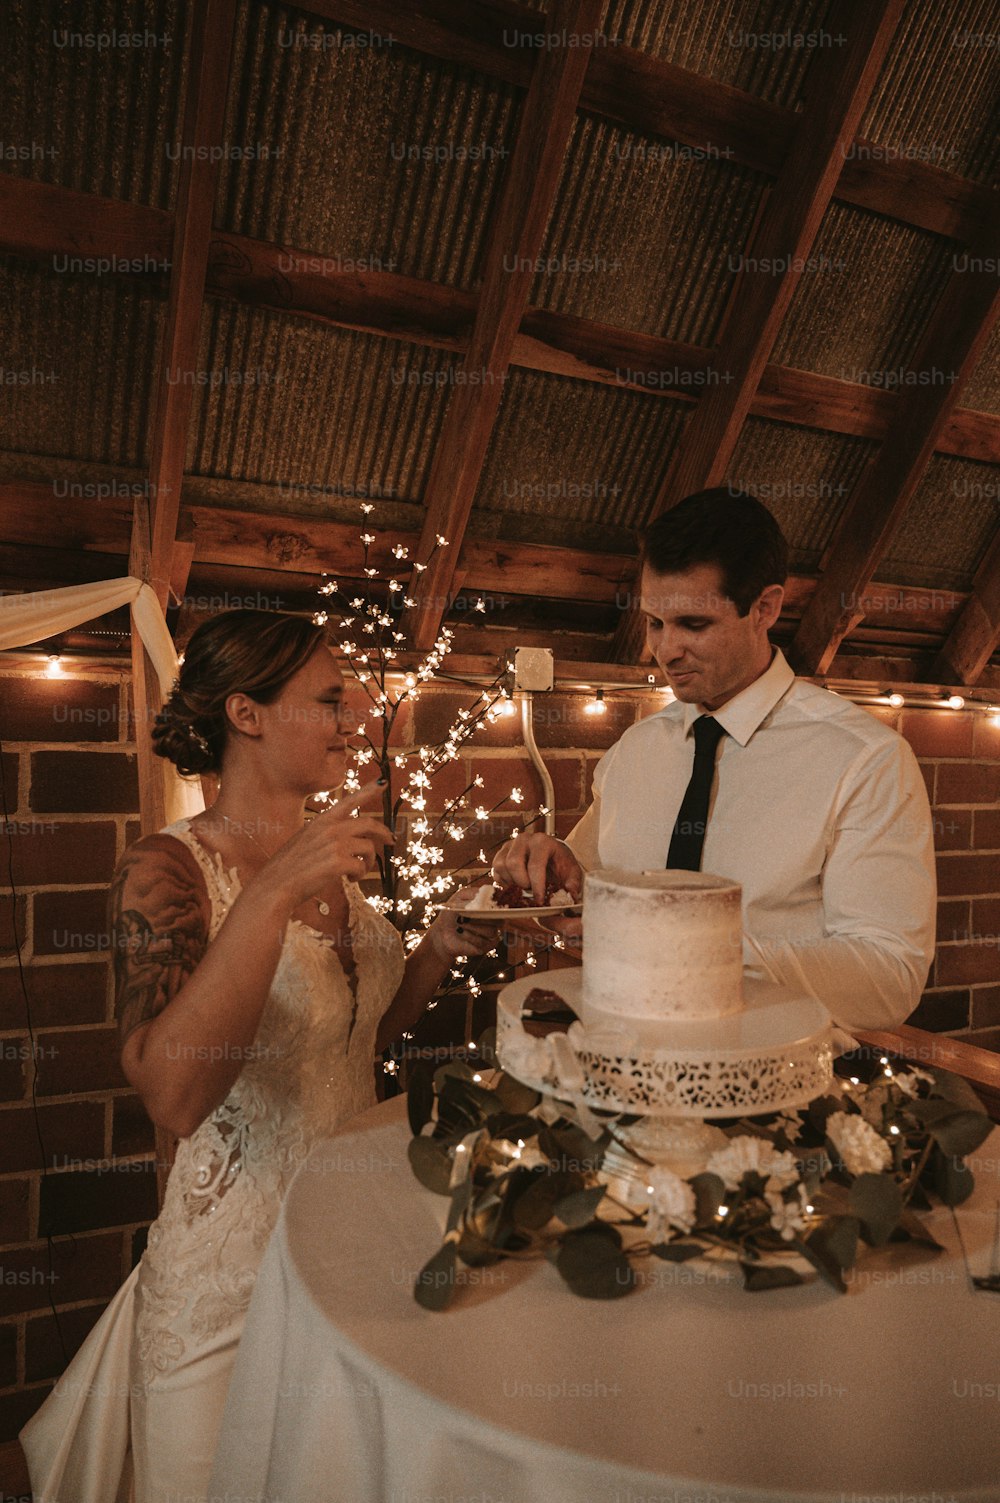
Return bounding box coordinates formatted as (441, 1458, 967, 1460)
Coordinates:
(666, 715, 726, 871)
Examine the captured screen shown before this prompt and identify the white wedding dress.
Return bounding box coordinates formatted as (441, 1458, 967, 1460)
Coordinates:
(21, 817, 405, 1503)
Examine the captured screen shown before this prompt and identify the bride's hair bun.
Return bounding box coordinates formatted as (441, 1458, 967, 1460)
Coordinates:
(152, 610, 327, 777)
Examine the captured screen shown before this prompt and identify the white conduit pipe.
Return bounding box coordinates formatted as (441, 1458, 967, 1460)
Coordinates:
(519, 693, 555, 835)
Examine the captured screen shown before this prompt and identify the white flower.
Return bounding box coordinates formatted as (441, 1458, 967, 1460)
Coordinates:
(644, 1166, 697, 1239)
(707, 1135, 799, 1193)
(826, 1112, 892, 1175)
(499, 1030, 552, 1084)
(857, 1083, 890, 1128)
(766, 1183, 812, 1242)
(894, 1068, 935, 1098)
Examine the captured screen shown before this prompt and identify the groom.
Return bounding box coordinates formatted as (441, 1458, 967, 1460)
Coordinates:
(491, 488, 936, 1034)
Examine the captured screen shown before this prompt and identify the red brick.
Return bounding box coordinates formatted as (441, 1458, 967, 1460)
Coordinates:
(0, 1229, 122, 1316)
(907, 989, 971, 1032)
(554, 811, 581, 842)
(935, 762, 1000, 806)
(0, 1041, 26, 1102)
(532, 693, 637, 751)
(0, 960, 109, 1027)
(973, 714, 1000, 762)
(584, 754, 604, 801)
(32, 889, 108, 958)
(936, 899, 970, 943)
(917, 761, 935, 802)
(7, 819, 117, 887)
(935, 942, 1000, 987)
(1, 750, 19, 809)
(112, 1094, 156, 1158)
(0, 1321, 15, 1388)
(440, 813, 526, 876)
(975, 809, 1000, 849)
(40, 1161, 157, 1236)
(973, 897, 1000, 934)
(1, 678, 121, 743)
(931, 807, 972, 851)
(29, 751, 139, 814)
(125, 818, 142, 847)
(412, 688, 521, 750)
(463, 755, 545, 812)
(1, 1100, 105, 1174)
(0, 1383, 52, 1442)
(0, 1178, 32, 1244)
(899, 709, 975, 758)
(32, 1026, 127, 1098)
(936, 854, 1000, 897)
(25, 1302, 106, 1383)
(0, 895, 27, 959)
(971, 985, 1000, 1030)
(409, 755, 473, 809)
(960, 1025, 1000, 1052)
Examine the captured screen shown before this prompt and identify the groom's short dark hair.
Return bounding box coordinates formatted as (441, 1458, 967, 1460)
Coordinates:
(640, 487, 789, 617)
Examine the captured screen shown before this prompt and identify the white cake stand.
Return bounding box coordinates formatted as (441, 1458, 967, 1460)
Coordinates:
(496, 971, 834, 1176)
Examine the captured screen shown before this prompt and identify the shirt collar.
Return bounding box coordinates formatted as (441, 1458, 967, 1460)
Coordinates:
(681, 648, 795, 748)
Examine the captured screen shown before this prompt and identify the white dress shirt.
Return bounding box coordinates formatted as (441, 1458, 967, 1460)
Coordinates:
(565, 649, 936, 1033)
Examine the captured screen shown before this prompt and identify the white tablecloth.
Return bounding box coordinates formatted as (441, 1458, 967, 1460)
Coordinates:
(208, 1097, 1000, 1503)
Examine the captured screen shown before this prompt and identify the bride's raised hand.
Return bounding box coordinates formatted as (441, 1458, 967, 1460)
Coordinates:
(251, 782, 395, 913)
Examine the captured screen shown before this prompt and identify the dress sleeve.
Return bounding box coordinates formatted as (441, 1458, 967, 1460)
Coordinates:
(745, 737, 937, 1033)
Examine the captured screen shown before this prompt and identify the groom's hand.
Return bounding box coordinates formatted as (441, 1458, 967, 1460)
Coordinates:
(492, 833, 584, 907)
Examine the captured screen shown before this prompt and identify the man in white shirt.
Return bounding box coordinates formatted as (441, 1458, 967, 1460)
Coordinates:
(492, 488, 936, 1033)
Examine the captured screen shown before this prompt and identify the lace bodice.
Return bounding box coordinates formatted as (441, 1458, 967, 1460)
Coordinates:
(134, 818, 406, 1383)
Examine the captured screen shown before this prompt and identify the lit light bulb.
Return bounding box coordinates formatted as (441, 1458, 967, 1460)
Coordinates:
(584, 688, 607, 716)
(990, 706, 1000, 727)
(945, 694, 965, 710)
(45, 653, 63, 678)
(887, 693, 905, 708)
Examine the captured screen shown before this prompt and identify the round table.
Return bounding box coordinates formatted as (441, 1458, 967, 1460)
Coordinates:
(208, 1097, 1000, 1503)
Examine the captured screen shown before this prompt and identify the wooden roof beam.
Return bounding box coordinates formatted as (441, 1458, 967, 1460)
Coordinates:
(404, 0, 607, 650)
(614, 0, 905, 662)
(931, 528, 1000, 686)
(790, 199, 1000, 677)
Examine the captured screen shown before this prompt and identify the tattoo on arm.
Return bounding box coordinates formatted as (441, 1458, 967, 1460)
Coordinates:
(109, 838, 210, 1045)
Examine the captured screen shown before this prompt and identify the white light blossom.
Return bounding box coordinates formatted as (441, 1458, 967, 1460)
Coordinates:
(645, 1166, 697, 1239)
(894, 1068, 935, 1098)
(826, 1112, 892, 1175)
(765, 1183, 812, 1242)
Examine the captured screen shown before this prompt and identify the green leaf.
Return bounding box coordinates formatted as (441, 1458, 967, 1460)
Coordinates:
(554, 1185, 606, 1229)
(890, 1210, 946, 1251)
(434, 1060, 474, 1089)
(407, 1135, 454, 1195)
(927, 1110, 993, 1159)
(414, 1242, 458, 1311)
(799, 1216, 860, 1293)
(554, 1225, 635, 1300)
(489, 1072, 542, 1115)
(906, 1098, 968, 1127)
(406, 1062, 435, 1136)
(445, 1177, 472, 1236)
(475, 1028, 498, 1068)
(650, 1241, 704, 1263)
(690, 1172, 726, 1226)
(539, 1122, 608, 1175)
(930, 1146, 976, 1207)
(510, 1168, 577, 1230)
(740, 1262, 805, 1291)
(849, 1173, 904, 1247)
(929, 1068, 987, 1115)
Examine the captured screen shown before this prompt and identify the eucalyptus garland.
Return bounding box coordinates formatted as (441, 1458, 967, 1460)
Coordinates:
(406, 1033, 993, 1308)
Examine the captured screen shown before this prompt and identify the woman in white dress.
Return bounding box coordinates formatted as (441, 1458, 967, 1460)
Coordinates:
(21, 610, 490, 1503)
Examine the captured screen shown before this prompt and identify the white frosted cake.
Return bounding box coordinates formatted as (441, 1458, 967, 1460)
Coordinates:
(580, 868, 743, 1035)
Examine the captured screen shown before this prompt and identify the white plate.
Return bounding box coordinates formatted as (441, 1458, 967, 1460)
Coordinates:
(440, 897, 582, 921)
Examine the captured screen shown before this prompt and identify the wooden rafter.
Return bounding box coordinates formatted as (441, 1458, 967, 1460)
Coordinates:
(300, 0, 989, 240)
(2, 176, 998, 466)
(790, 199, 1000, 677)
(931, 527, 1000, 686)
(404, 0, 607, 650)
(613, 0, 905, 663)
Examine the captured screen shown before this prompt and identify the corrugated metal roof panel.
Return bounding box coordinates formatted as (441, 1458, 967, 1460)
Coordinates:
(187, 300, 456, 506)
(602, 0, 836, 108)
(1, 0, 190, 209)
(214, 0, 523, 291)
(0, 255, 163, 469)
(528, 113, 769, 342)
(472, 367, 689, 540)
(880, 455, 1000, 589)
(961, 319, 1000, 416)
(770, 203, 958, 378)
(724, 416, 876, 570)
(857, 0, 1000, 184)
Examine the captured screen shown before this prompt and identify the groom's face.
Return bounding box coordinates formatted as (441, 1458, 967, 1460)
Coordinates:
(639, 562, 775, 711)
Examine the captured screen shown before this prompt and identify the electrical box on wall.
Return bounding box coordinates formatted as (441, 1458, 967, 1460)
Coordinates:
(512, 646, 554, 693)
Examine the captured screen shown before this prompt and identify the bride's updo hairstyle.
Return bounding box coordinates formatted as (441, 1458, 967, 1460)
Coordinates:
(153, 610, 328, 776)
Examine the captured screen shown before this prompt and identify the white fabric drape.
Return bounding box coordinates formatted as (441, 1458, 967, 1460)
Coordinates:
(0, 577, 203, 821)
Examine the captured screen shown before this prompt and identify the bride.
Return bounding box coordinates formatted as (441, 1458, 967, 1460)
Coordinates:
(21, 609, 490, 1502)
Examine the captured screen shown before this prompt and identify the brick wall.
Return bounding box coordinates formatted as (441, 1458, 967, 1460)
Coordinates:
(2, 665, 998, 1444)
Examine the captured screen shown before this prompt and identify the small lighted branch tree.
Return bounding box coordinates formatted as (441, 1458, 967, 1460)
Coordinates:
(314, 505, 549, 1021)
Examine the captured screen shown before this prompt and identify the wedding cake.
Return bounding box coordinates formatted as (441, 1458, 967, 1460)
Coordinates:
(580, 868, 743, 1039)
